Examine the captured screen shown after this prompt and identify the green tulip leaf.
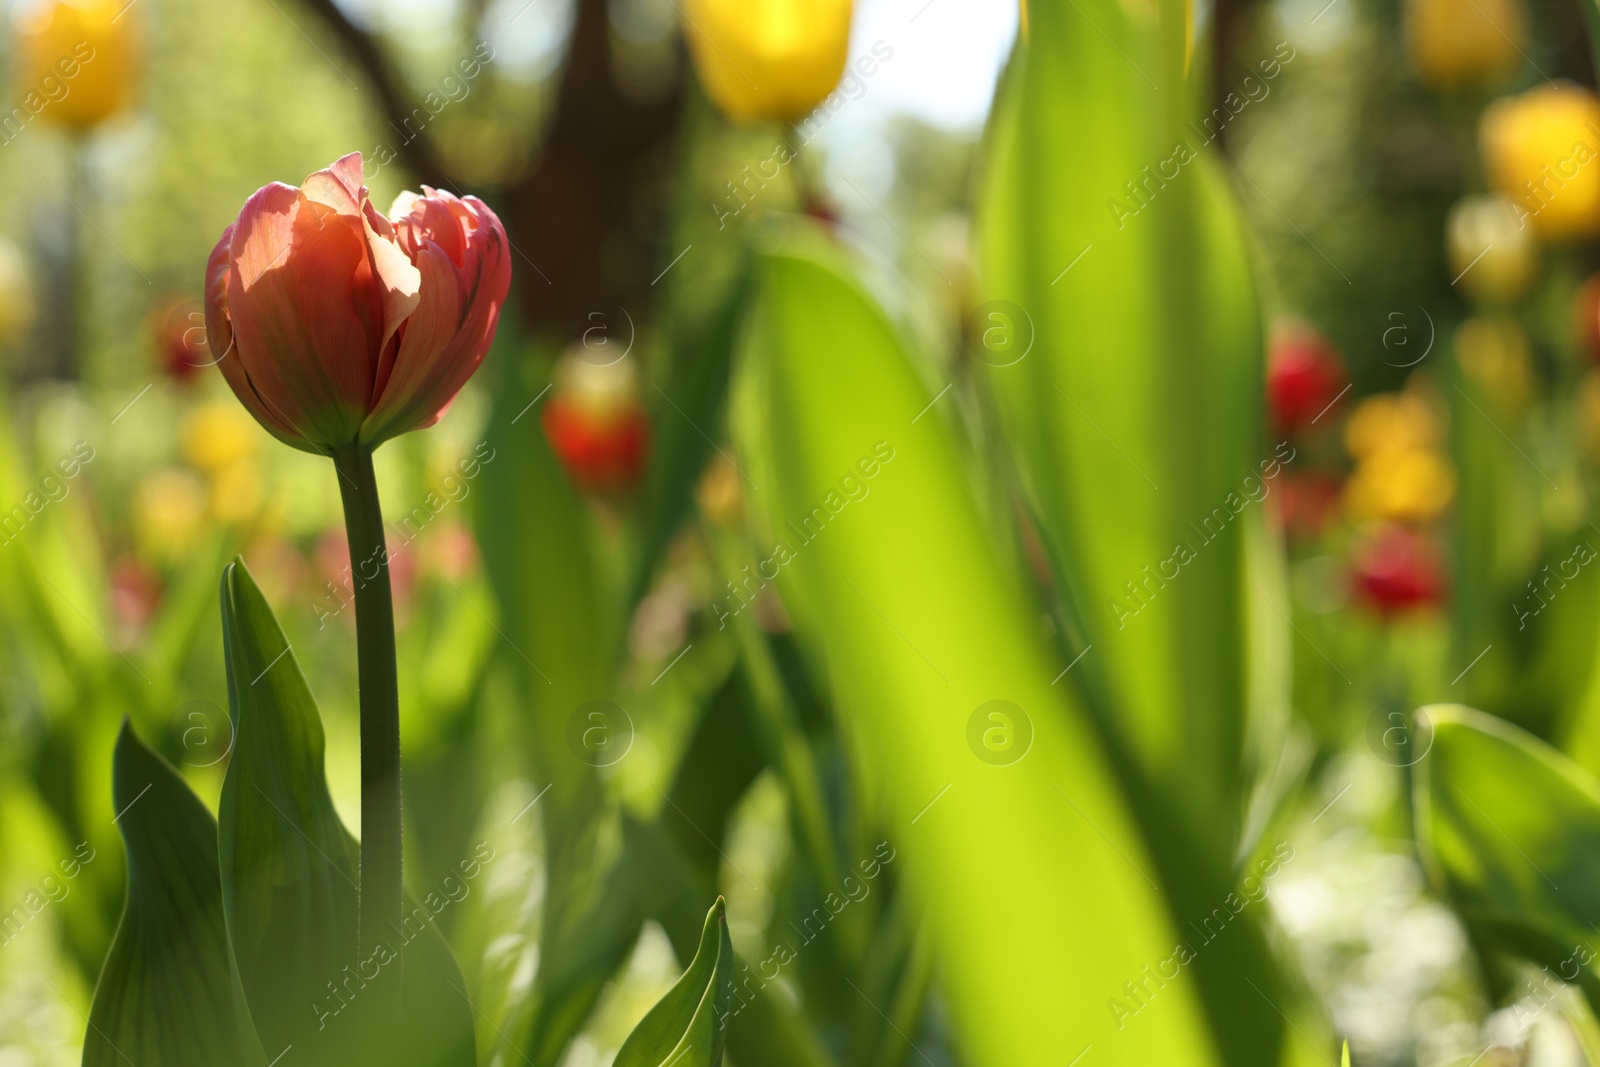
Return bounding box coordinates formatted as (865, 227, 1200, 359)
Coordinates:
(1415, 704, 1600, 966)
(218, 560, 474, 1066)
(614, 898, 733, 1067)
(730, 219, 1225, 1066)
(84, 720, 264, 1067)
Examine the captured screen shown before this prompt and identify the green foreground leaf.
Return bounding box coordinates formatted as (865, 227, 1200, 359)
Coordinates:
(84, 721, 263, 1067)
(731, 219, 1221, 1066)
(614, 898, 733, 1067)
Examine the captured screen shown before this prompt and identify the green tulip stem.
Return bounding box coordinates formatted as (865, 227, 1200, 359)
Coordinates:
(332, 444, 403, 1007)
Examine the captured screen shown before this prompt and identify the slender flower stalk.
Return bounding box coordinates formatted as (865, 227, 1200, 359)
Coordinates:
(333, 446, 403, 963)
(204, 153, 510, 1017)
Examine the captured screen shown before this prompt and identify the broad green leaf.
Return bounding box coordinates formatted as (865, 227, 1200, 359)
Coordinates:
(615, 898, 733, 1067)
(977, 15, 1314, 1063)
(1415, 704, 1600, 967)
(731, 220, 1222, 1066)
(978, 0, 1261, 857)
(84, 720, 264, 1067)
(217, 560, 474, 1066)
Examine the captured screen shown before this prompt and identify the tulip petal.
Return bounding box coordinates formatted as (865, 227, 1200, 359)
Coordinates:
(299, 152, 366, 216)
(361, 196, 510, 446)
(227, 183, 380, 448)
(206, 223, 304, 448)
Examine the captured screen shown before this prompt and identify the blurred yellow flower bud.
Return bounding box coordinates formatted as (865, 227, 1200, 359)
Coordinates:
(1446, 195, 1537, 304)
(208, 460, 262, 526)
(0, 237, 35, 346)
(681, 0, 853, 122)
(1345, 391, 1444, 460)
(181, 400, 261, 475)
(1454, 315, 1531, 417)
(1481, 85, 1600, 240)
(1405, 0, 1521, 90)
(696, 453, 744, 525)
(1345, 448, 1456, 524)
(13, 0, 137, 130)
(133, 467, 205, 564)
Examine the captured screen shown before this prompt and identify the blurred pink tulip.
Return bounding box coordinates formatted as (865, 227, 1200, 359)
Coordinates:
(204, 153, 511, 453)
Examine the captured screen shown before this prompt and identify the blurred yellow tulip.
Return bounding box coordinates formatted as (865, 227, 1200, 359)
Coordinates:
(0, 237, 35, 346)
(681, 0, 853, 122)
(12, 0, 136, 130)
(1481, 85, 1600, 240)
(1344, 447, 1456, 524)
(208, 460, 263, 526)
(1580, 369, 1600, 458)
(1345, 391, 1443, 460)
(181, 400, 261, 475)
(133, 468, 205, 563)
(1405, 0, 1521, 90)
(1446, 195, 1537, 304)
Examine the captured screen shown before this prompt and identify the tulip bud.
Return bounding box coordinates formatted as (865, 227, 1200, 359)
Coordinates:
(13, 0, 137, 129)
(1481, 86, 1600, 241)
(205, 154, 511, 455)
(542, 353, 649, 493)
(1267, 320, 1347, 433)
(1445, 195, 1537, 304)
(1404, 0, 1522, 90)
(1349, 523, 1447, 616)
(681, 0, 853, 122)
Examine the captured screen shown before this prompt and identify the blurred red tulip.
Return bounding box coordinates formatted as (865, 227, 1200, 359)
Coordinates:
(1349, 524, 1446, 616)
(1573, 274, 1600, 362)
(1267, 322, 1347, 433)
(151, 296, 209, 383)
(544, 394, 649, 492)
(542, 353, 650, 492)
(205, 153, 511, 454)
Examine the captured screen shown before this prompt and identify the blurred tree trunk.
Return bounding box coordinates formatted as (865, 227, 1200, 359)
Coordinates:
(297, 0, 683, 345)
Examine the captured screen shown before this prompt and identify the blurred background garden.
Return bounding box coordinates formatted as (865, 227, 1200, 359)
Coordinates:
(6, 0, 1600, 1063)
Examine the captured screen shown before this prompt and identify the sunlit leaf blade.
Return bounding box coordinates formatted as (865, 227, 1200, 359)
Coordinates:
(84, 720, 264, 1067)
(978, 0, 1263, 855)
(731, 220, 1221, 1066)
(1415, 704, 1600, 964)
(217, 560, 474, 1066)
(614, 898, 733, 1067)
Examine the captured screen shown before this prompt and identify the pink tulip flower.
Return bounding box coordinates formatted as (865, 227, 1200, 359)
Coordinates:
(204, 153, 511, 453)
